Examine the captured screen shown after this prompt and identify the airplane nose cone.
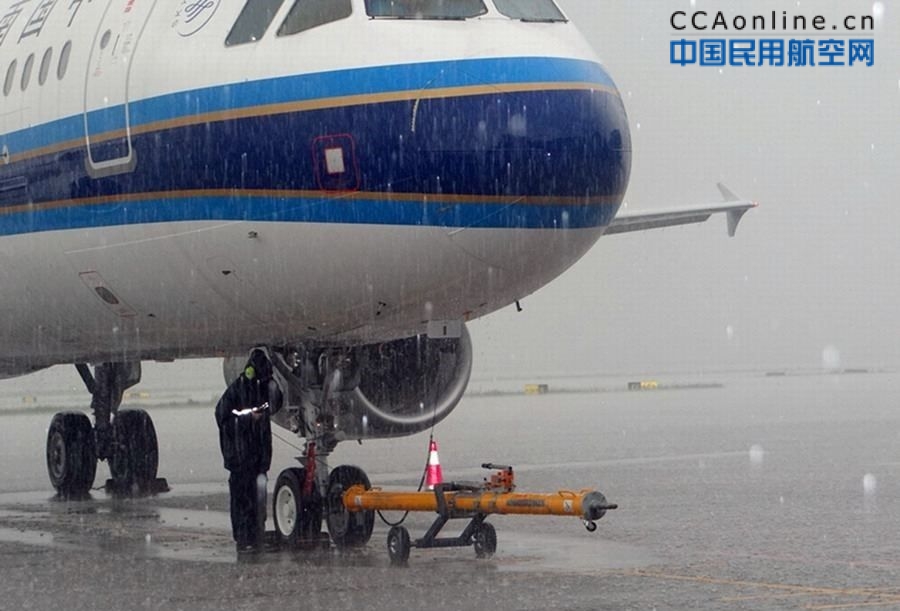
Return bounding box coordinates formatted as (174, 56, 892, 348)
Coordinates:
(411, 77, 632, 230)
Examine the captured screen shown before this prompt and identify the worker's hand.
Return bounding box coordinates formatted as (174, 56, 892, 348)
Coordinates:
(250, 409, 264, 421)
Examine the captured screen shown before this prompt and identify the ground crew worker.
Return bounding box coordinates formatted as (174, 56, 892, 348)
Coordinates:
(214, 349, 282, 554)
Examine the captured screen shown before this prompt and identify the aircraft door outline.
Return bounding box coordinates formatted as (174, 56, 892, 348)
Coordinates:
(84, 0, 158, 178)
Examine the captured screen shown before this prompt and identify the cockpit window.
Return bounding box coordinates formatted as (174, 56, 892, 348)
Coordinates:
(365, 0, 487, 20)
(277, 0, 352, 36)
(226, 0, 286, 46)
(493, 0, 565, 22)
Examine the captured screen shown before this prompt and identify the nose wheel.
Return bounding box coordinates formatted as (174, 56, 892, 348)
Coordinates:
(272, 467, 323, 549)
(325, 465, 375, 548)
(271, 463, 375, 550)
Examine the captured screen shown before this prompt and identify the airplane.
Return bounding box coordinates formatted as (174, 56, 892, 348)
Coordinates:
(0, 0, 754, 548)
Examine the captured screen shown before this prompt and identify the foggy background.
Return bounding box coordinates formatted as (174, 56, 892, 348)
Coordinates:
(1, 0, 898, 398)
(481, 0, 900, 377)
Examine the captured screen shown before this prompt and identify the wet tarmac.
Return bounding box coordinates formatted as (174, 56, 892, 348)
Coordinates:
(1, 372, 899, 610)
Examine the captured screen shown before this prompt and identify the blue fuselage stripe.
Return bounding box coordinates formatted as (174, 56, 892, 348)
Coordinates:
(0, 57, 632, 235)
(3, 57, 612, 155)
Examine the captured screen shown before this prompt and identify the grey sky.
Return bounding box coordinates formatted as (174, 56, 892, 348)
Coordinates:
(2, 1, 898, 398)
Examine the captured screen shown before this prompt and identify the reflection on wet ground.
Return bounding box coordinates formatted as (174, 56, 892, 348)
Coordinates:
(0, 485, 649, 570)
(0, 373, 899, 609)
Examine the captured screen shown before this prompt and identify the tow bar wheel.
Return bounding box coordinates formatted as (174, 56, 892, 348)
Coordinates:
(387, 525, 411, 565)
(474, 522, 497, 558)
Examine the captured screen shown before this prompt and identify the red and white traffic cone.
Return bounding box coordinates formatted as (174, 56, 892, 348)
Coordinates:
(425, 439, 443, 490)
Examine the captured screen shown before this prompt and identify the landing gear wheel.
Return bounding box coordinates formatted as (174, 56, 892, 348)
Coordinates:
(474, 522, 497, 558)
(109, 409, 158, 493)
(273, 467, 322, 548)
(326, 465, 375, 548)
(387, 525, 411, 566)
(46, 412, 97, 498)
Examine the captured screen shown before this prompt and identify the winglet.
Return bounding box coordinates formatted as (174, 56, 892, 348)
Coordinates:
(718, 182, 756, 237)
(717, 182, 739, 202)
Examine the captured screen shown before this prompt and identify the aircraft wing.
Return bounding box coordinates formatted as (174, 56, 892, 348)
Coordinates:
(605, 183, 757, 237)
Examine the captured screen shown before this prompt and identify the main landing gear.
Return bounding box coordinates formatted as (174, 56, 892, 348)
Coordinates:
(45, 362, 167, 498)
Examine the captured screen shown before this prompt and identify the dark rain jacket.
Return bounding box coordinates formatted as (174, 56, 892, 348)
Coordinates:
(214, 374, 282, 474)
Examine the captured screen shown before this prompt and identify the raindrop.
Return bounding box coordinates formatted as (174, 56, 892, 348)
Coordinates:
(144, 534, 151, 544)
(725, 325, 735, 341)
(863, 473, 877, 495)
(749, 444, 764, 465)
(872, 2, 885, 22)
(508, 113, 527, 137)
(822, 345, 841, 371)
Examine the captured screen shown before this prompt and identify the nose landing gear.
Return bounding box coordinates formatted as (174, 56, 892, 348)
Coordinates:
(271, 446, 376, 551)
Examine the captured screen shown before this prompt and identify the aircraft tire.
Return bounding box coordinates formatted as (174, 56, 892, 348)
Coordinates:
(474, 522, 497, 558)
(273, 467, 322, 548)
(110, 409, 159, 492)
(46, 412, 97, 498)
(387, 525, 411, 566)
(326, 465, 375, 548)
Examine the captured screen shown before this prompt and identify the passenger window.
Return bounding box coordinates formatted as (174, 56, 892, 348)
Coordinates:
(493, 0, 565, 21)
(20, 53, 34, 91)
(3, 60, 16, 96)
(365, 0, 486, 19)
(278, 0, 351, 36)
(226, 0, 287, 46)
(57, 41, 72, 80)
(38, 47, 53, 85)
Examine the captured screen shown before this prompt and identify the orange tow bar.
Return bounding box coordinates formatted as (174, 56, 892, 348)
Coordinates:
(341, 463, 617, 565)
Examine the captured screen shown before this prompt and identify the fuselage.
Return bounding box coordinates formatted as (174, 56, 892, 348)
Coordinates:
(0, 0, 631, 374)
